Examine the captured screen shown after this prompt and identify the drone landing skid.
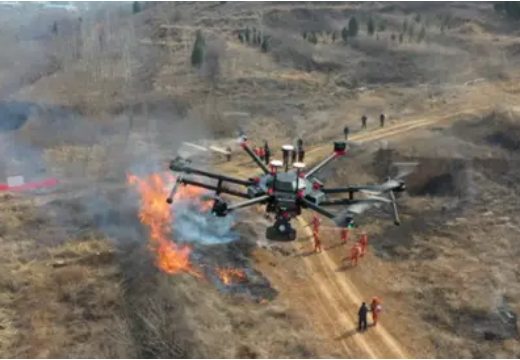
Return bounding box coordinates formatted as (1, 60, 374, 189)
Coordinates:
(265, 220, 297, 242)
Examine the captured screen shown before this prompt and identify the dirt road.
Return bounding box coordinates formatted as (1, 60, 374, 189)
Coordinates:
(226, 104, 497, 358)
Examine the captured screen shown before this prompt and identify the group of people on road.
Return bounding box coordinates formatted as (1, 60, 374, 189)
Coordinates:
(358, 297, 383, 331)
(310, 214, 384, 332)
(343, 113, 387, 140)
(311, 214, 368, 267)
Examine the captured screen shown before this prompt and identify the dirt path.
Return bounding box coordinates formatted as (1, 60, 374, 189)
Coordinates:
(224, 104, 500, 358)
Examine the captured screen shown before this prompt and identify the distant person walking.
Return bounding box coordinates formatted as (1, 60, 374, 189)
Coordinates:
(380, 113, 385, 128)
(361, 115, 367, 129)
(264, 140, 271, 165)
(343, 125, 350, 140)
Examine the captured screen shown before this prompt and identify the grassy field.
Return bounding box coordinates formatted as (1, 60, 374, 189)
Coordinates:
(1, 1, 520, 358)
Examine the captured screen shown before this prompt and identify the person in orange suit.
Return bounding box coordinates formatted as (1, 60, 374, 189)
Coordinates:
(359, 231, 368, 256)
(312, 214, 321, 233)
(340, 228, 350, 245)
(313, 230, 323, 253)
(350, 243, 362, 266)
(312, 214, 322, 253)
(370, 297, 382, 326)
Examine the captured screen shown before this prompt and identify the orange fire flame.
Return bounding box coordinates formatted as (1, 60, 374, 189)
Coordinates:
(215, 267, 247, 285)
(127, 172, 211, 278)
(128, 172, 251, 288)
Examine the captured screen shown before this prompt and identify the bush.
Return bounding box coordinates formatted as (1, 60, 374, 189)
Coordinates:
(261, 37, 269, 53)
(341, 26, 349, 42)
(307, 31, 318, 44)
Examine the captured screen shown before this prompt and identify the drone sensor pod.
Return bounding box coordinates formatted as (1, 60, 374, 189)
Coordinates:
(281, 145, 295, 171)
(293, 162, 305, 194)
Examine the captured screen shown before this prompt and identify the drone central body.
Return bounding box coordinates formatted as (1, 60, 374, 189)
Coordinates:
(167, 136, 414, 242)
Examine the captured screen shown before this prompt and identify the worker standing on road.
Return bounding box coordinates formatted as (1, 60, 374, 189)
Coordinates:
(359, 232, 368, 256)
(264, 140, 271, 165)
(351, 243, 362, 266)
(380, 113, 386, 128)
(297, 137, 303, 149)
(370, 297, 382, 326)
(343, 125, 350, 140)
(340, 227, 350, 245)
(313, 230, 323, 253)
(312, 214, 321, 235)
(297, 145, 305, 162)
(358, 302, 369, 331)
(361, 115, 367, 129)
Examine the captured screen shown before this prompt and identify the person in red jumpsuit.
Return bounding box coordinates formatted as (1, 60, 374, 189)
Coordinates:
(350, 243, 362, 266)
(359, 232, 368, 257)
(340, 228, 350, 245)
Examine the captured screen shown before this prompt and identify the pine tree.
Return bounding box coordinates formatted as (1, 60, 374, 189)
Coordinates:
(245, 27, 251, 43)
(191, 30, 205, 68)
(367, 16, 375, 36)
(132, 1, 141, 14)
(331, 31, 337, 43)
(348, 16, 359, 37)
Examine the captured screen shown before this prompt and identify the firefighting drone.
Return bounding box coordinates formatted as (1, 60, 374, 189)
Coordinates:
(166, 135, 418, 242)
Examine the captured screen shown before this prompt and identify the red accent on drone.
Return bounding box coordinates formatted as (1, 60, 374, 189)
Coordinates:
(313, 182, 321, 190)
(253, 177, 260, 184)
(335, 150, 346, 156)
(241, 142, 248, 148)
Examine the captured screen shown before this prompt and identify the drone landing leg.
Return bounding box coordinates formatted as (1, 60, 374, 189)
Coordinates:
(389, 191, 400, 225)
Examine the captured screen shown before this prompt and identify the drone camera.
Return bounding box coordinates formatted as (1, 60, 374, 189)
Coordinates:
(211, 199, 228, 217)
(333, 141, 347, 153)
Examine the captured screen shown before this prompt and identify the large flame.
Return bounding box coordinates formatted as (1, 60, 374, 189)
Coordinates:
(128, 172, 251, 288)
(128, 172, 209, 278)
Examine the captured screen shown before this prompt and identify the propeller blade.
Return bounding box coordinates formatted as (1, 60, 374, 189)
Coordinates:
(345, 201, 379, 215)
(392, 162, 419, 179)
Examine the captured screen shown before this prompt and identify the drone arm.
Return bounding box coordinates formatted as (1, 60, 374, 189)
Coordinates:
(319, 197, 392, 207)
(388, 190, 401, 225)
(226, 195, 271, 211)
(170, 162, 254, 187)
(321, 186, 360, 194)
(305, 153, 339, 179)
(299, 198, 337, 219)
(240, 140, 270, 174)
(180, 178, 250, 199)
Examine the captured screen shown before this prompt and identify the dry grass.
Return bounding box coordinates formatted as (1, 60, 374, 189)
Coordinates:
(2, 1, 520, 358)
